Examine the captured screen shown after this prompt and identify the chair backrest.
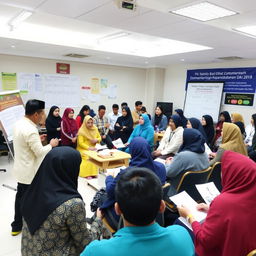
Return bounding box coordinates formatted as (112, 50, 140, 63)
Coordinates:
(207, 162, 222, 192)
(176, 167, 212, 202)
(247, 249, 256, 256)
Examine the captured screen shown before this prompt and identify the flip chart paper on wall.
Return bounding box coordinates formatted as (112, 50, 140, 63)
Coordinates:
(183, 82, 224, 123)
(44, 74, 80, 108)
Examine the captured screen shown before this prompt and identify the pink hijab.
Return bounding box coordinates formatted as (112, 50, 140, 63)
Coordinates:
(192, 150, 256, 256)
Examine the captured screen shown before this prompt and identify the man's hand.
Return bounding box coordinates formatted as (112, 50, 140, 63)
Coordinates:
(102, 135, 106, 139)
(40, 134, 47, 142)
(105, 123, 110, 129)
(50, 138, 59, 147)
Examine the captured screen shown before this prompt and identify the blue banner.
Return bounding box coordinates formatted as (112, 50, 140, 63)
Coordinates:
(186, 67, 256, 93)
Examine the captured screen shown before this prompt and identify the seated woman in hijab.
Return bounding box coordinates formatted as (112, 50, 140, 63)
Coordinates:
(126, 113, 154, 151)
(187, 117, 207, 142)
(165, 129, 209, 195)
(210, 122, 247, 166)
(100, 137, 166, 229)
(152, 115, 184, 159)
(175, 109, 187, 128)
(178, 151, 256, 256)
(61, 108, 78, 147)
(114, 106, 133, 144)
(201, 115, 215, 148)
(21, 147, 103, 256)
(77, 115, 101, 179)
(45, 106, 61, 143)
(213, 111, 231, 147)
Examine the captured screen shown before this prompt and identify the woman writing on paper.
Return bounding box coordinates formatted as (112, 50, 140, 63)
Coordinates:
(77, 115, 101, 179)
(178, 151, 256, 256)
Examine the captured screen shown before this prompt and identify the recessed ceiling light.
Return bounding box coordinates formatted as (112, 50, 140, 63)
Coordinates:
(180, 59, 185, 61)
(234, 26, 256, 38)
(11, 45, 16, 48)
(171, 2, 237, 22)
(145, 61, 149, 64)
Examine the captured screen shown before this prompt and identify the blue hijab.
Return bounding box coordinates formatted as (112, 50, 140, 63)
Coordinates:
(129, 137, 156, 171)
(139, 114, 151, 131)
(170, 114, 183, 129)
(189, 117, 207, 142)
(179, 128, 205, 153)
(129, 137, 166, 184)
(175, 109, 187, 128)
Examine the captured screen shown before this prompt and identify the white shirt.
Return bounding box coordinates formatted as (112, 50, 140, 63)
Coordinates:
(12, 117, 52, 184)
(107, 112, 121, 131)
(244, 124, 255, 146)
(157, 126, 184, 155)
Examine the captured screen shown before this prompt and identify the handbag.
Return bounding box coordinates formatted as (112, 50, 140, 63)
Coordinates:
(90, 188, 108, 212)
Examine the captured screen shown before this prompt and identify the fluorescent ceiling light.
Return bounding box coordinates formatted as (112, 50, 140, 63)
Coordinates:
(0, 22, 212, 58)
(98, 32, 130, 43)
(171, 2, 237, 22)
(234, 26, 256, 38)
(8, 10, 33, 30)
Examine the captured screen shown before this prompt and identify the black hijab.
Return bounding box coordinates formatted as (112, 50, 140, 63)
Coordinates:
(46, 105, 61, 129)
(234, 121, 245, 136)
(21, 147, 82, 235)
(175, 109, 187, 128)
(78, 105, 90, 123)
(118, 106, 133, 126)
(189, 117, 208, 142)
(202, 115, 215, 144)
(178, 128, 205, 153)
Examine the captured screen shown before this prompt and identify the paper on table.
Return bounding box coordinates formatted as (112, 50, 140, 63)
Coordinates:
(195, 182, 220, 205)
(112, 138, 125, 148)
(169, 191, 207, 229)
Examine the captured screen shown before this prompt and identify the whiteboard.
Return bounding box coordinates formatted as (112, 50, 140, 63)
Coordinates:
(183, 82, 224, 123)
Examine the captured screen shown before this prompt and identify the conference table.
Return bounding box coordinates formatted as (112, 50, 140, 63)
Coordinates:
(84, 150, 131, 170)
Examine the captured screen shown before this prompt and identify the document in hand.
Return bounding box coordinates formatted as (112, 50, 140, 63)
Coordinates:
(169, 191, 207, 230)
(195, 182, 220, 205)
(112, 138, 125, 148)
(95, 143, 108, 151)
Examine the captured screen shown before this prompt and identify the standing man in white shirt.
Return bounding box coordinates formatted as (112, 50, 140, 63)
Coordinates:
(107, 104, 121, 140)
(11, 99, 59, 236)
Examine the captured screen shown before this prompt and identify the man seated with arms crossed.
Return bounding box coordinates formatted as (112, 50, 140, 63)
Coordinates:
(81, 167, 194, 256)
(11, 99, 59, 236)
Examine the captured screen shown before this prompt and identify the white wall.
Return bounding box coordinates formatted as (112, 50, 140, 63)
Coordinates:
(163, 60, 256, 124)
(0, 54, 148, 116)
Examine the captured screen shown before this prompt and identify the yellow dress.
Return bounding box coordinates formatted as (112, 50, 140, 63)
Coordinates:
(77, 132, 101, 177)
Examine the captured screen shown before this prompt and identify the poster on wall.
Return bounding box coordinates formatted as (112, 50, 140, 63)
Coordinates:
(224, 93, 254, 106)
(1, 72, 17, 90)
(100, 78, 108, 95)
(91, 78, 100, 94)
(81, 86, 91, 99)
(108, 84, 117, 99)
(186, 67, 256, 94)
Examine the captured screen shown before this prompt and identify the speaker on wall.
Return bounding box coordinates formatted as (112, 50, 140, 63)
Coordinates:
(156, 102, 173, 120)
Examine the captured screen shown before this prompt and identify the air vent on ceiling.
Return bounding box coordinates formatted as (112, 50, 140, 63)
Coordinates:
(217, 56, 244, 61)
(64, 53, 90, 58)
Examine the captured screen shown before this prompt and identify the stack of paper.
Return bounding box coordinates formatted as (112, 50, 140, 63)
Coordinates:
(112, 138, 125, 148)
